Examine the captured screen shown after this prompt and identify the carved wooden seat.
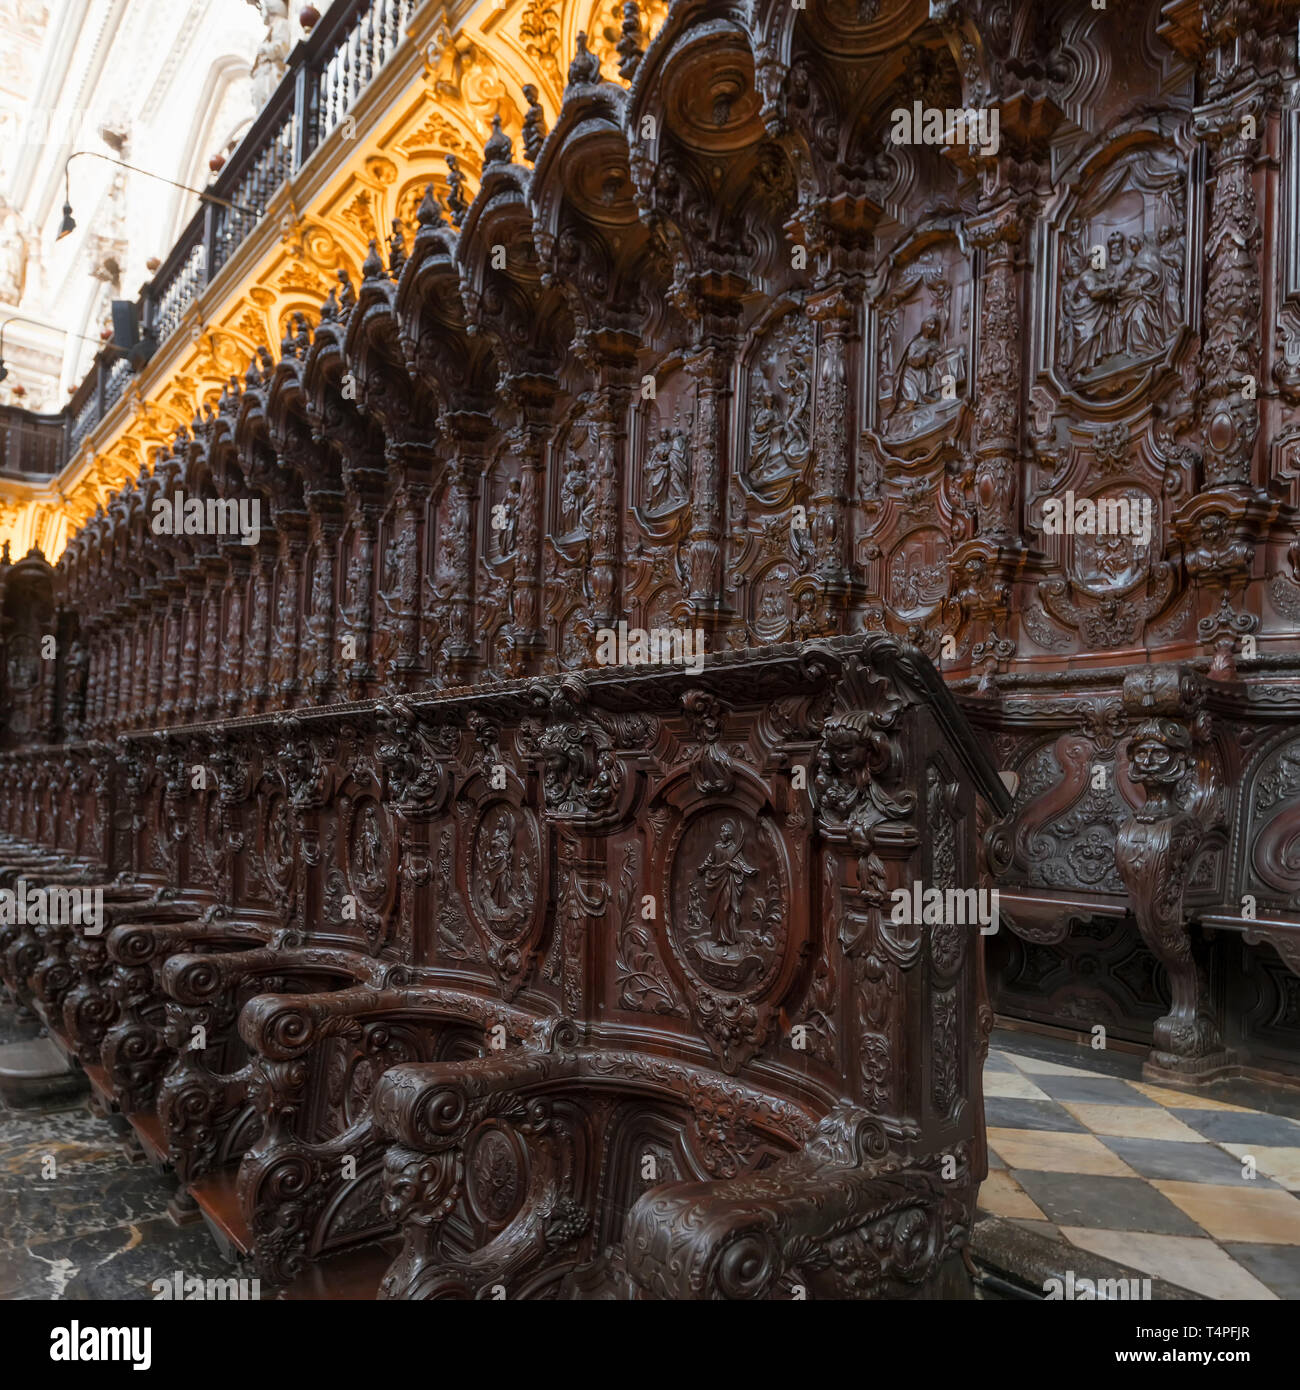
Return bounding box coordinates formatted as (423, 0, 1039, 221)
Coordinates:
(144, 945, 361, 1198)
(365, 635, 1007, 1298)
(231, 981, 517, 1283)
(0, 861, 156, 1016)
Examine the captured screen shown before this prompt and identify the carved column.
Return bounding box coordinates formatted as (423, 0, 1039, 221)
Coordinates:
(1171, 62, 1276, 671)
(159, 591, 183, 721)
(130, 615, 148, 726)
(105, 628, 121, 731)
(807, 281, 859, 619)
(343, 510, 377, 697)
(88, 741, 113, 867)
(199, 560, 225, 718)
(145, 608, 164, 725)
(954, 193, 1033, 675)
(1197, 101, 1261, 489)
(440, 411, 493, 684)
(683, 347, 727, 630)
(245, 546, 273, 714)
(1114, 667, 1232, 1080)
(87, 628, 106, 733)
(503, 374, 555, 675)
(270, 515, 308, 709)
(179, 579, 204, 722)
(220, 553, 248, 717)
(306, 518, 341, 703)
(385, 442, 434, 689)
(587, 378, 631, 633)
(968, 202, 1025, 548)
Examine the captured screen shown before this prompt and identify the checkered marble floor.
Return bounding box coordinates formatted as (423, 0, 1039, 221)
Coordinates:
(979, 1046, 1300, 1299)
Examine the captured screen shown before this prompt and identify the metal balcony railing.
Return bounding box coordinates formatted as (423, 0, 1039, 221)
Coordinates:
(49, 0, 419, 469)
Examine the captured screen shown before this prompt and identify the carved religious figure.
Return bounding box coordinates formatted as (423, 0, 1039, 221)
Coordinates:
(644, 428, 674, 509)
(64, 638, 88, 725)
(690, 819, 757, 948)
(559, 456, 590, 535)
(352, 802, 385, 894)
(876, 251, 971, 443)
(470, 802, 537, 939)
(247, 0, 292, 110)
(745, 317, 812, 490)
(494, 478, 521, 558)
(268, 797, 291, 872)
(1057, 149, 1186, 385)
(641, 424, 690, 513)
(894, 314, 945, 409)
(484, 807, 516, 910)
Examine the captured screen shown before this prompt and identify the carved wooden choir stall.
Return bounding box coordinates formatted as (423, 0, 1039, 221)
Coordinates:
(3, 0, 1300, 1296)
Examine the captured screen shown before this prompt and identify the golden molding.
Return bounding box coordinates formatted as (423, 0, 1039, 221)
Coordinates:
(0, 0, 665, 563)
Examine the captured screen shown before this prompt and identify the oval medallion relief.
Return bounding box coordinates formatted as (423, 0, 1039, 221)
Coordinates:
(667, 809, 788, 998)
(469, 801, 540, 943)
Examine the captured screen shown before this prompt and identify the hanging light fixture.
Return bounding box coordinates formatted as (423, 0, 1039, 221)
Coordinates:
(56, 150, 259, 242)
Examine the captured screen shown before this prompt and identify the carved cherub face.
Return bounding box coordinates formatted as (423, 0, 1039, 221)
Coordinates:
(822, 721, 867, 777)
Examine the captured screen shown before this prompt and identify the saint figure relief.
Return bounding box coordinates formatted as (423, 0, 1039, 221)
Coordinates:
(748, 348, 811, 485)
(894, 313, 944, 408)
(885, 311, 965, 430)
(1062, 220, 1183, 377)
(559, 457, 589, 534)
(484, 808, 516, 912)
(354, 803, 384, 892)
(643, 425, 691, 510)
(691, 819, 757, 948)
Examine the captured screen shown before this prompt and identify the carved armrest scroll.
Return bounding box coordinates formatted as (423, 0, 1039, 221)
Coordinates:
(623, 1103, 962, 1300)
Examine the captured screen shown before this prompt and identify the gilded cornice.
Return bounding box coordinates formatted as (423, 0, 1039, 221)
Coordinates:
(0, 0, 666, 562)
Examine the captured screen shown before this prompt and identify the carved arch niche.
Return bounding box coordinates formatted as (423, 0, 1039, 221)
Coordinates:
(867, 227, 973, 459)
(724, 304, 816, 645)
(622, 356, 693, 629)
(1040, 129, 1194, 410)
(734, 304, 814, 509)
(544, 405, 597, 672)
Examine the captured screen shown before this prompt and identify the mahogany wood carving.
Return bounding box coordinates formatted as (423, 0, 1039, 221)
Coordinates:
(5, 0, 1300, 1294)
